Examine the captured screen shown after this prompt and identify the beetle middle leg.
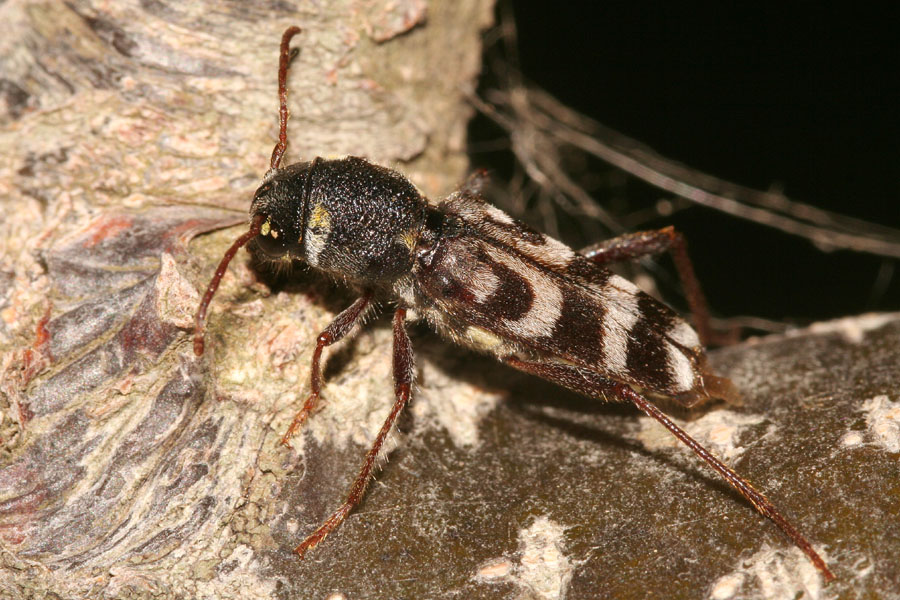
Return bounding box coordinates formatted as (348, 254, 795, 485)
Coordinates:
(280, 291, 374, 445)
(580, 226, 730, 345)
(295, 307, 414, 557)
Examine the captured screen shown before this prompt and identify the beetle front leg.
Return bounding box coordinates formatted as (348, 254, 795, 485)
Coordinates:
(295, 307, 414, 558)
(280, 291, 374, 446)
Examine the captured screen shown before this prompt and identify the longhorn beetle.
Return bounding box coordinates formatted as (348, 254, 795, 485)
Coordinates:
(193, 26, 834, 581)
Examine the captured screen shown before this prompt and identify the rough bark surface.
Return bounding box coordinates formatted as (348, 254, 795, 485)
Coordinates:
(0, 0, 494, 598)
(1, 2, 898, 600)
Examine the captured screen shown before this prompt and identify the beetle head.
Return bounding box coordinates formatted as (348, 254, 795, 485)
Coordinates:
(249, 161, 313, 262)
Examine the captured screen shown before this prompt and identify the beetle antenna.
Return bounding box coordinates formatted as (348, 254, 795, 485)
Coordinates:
(270, 26, 303, 170)
(195, 27, 301, 356)
(193, 215, 265, 356)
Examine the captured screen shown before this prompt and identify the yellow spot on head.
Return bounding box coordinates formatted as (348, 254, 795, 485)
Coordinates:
(260, 219, 271, 236)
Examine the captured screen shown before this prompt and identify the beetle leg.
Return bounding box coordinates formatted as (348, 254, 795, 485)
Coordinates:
(295, 307, 414, 558)
(580, 226, 731, 346)
(459, 168, 490, 196)
(502, 355, 835, 582)
(281, 291, 374, 445)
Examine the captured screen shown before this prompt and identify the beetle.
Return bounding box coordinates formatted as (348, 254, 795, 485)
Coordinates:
(192, 26, 834, 581)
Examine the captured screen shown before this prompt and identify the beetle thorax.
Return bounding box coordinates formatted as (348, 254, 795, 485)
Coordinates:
(250, 156, 427, 285)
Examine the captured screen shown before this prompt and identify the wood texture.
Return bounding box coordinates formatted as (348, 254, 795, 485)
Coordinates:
(0, 1, 494, 597)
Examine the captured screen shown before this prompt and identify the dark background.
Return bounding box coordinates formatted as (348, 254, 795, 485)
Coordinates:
(469, 3, 899, 325)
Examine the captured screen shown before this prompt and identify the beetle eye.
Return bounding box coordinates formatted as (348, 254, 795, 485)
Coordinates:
(255, 217, 289, 257)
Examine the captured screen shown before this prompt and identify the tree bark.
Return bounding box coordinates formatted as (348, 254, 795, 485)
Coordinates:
(0, 1, 494, 598)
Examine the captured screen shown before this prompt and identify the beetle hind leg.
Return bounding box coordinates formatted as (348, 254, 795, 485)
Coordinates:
(502, 355, 834, 582)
